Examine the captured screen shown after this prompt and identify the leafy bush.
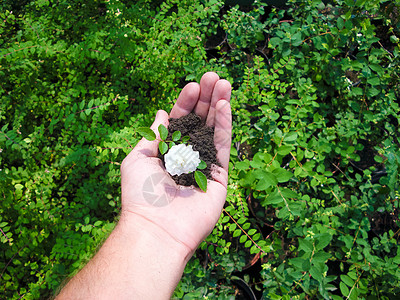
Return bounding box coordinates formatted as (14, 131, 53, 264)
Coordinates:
(1, 0, 399, 299)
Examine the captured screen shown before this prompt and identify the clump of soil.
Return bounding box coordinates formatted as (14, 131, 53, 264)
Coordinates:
(159, 113, 220, 187)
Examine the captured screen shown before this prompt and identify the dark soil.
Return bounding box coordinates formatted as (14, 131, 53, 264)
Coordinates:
(159, 113, 220, 187)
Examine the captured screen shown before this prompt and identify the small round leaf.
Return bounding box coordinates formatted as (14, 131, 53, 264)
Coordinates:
(195, 171, 207, 192)
(172, 131, 181, 142)
(137, 127, 156, 141)
(159, 141, 168, 155)
(197, 160, 207, 170)
(158, 124, 168, 141)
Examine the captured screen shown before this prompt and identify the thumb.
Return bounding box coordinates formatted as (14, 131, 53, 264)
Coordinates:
(127, 110, 170, 160)
(150, 110, 170, 139)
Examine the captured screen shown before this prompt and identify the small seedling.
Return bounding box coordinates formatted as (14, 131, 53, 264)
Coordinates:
(137, 125, 208, 192)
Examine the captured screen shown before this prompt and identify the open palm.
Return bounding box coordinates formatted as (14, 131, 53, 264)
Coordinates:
(120, 72, 232, 252)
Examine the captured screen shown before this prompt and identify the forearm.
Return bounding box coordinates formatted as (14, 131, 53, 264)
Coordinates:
(56, 212, 192, 300)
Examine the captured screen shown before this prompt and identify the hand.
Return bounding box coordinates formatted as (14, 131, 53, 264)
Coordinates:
(56, 73, 231, 299)
(120, 72, 232, 254)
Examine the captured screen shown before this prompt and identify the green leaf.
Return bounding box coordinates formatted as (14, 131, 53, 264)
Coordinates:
(291, 32, 303, 47)
(233, 229, 241, 237)
(0, 222, 8, 228)
(254, 170, 278, 191)
(250, 159, 264, 168)
(79, 100, 85, 110)
(310, 265, 322, 282)
(255, 180, 271, 191)
(316, 233, 333, 250)
(248, 229, 257, 235)
(159, 141, 168, 155)
(230, 146, 238, 157)
(337, 17, 344, 29)
(237, 217, 246, 225)
(197, 160, 207, 170)
(158, 124, 168, 141)
(280, 187, 298, 199)
(239, 235, 247, 243)
(182, 135, 190, 143)
(347, 271, 358, 280)
(15, 184, 24, 198)
(367, 76, 380, 86)
(262, 190, 283, 205)
(253, 170, 278, 184)
(367, 87, 380, 97)
(299, 238, 314, 253)
(312, 251, 331, 263)
(340, 281, 350, 297)
(137, 127, 156, 141)
(94, 221, 102, 227)
(273, 168, 293, 183)
(172, 131, 181, 142)
(277, 145, 293, 156)
(355, 0, 367, 7)
(390, 35, 399, 43)
(289, 257, 305, 270)
(195, 171, 207, 192)
(340, 274, 355, 287)
(236, 160, 250, 170)
(284, 131, 298, 142)
(276, 206, 290, 219)
(245, 240, 252, 248)
(240, 171, 256, 188)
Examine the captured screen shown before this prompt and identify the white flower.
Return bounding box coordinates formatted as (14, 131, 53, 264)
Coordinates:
(164, 144, 201, 176)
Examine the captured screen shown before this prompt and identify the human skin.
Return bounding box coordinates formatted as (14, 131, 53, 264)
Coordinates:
(55, 72, 232, 299)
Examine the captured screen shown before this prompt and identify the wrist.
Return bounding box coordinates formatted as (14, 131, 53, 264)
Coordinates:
(118, 210, 194, 263)
(98, 211, 193, 299)
(57, 211, 192, 300)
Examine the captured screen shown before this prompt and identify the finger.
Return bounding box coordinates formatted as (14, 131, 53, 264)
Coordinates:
(210, 164, 229, 189)
(194, 72, 220, 120)
(206, 79, 232, 127)
(126, 110, 169, 161)
(213, 100, 232, 172)
(169, 82, 200, 119)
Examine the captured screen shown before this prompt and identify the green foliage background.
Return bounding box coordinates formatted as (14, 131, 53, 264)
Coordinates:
(1, 0, 399, 299)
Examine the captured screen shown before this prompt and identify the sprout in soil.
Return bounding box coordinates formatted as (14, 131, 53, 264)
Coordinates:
(137, 124, 208, 192)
